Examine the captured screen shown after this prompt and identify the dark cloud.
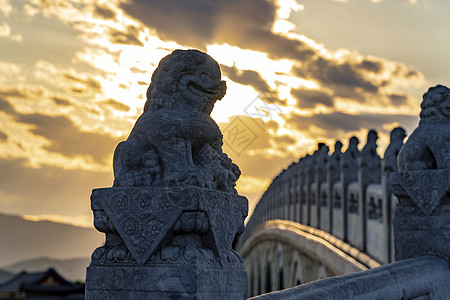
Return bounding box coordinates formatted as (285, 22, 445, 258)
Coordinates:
(64, 73, 102, 91)
(0, 98, 16, 115)
(295, 57, 379, 99)
(0, 157, 112, 217)
(94, 4, 116, 19)
(120, 0, 314, 60)
(388, 93, 408, 105)
(356, 59, 383, 73)
(288, 111, 418, 138)
(0, 130, 8, 142)
(16, 113, 120, 164)
(221, 65, 272, 94)
(100, 99, 130, 112)
(71, 88, 84, 94)
(52, 97, 71, 106)
(221, 65, 284, 104)
(0, 88, 26, 98)
(109, 26, 143, 47)
(274, 135, 295, 145)
(266, 120, 280, 131)
(290, 88, 334, 108)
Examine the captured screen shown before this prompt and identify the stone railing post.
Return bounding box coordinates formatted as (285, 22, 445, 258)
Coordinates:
(341, 136, 359, 242)
(299, 155, 309, 224)
(381, 127, 406, 263)
(328, 141, 342, 235)
(392, 85, 450, 262)
(315, 144, 329, 231)
(355, 130, 381, 252)
(85, 50, 248, 299)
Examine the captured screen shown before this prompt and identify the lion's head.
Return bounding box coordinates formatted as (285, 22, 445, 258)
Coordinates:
(144, 49, 226, 114)
(419, 85, 450, 125)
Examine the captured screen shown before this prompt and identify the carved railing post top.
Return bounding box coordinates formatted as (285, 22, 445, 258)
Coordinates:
(86, 49, 248, 298)
(390, 127, 406, 141)
(420, 84, 450, 125)
(397, 84, 450, 172)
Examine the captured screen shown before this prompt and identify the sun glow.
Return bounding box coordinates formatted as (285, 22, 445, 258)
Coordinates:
(23, 214, 94, 228)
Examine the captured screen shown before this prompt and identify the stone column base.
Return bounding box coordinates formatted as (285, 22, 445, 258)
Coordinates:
(86, 262, 246, 299)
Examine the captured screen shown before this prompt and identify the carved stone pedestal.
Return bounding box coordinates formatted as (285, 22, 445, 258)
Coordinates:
(391, 170, 450, 261)
(86, 262, 246, 299)
(85, 186, 248, 299)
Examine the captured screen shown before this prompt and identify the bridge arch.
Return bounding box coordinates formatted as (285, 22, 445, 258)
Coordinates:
(241, 220, 380, 297)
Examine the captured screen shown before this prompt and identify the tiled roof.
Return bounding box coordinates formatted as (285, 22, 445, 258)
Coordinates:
(0, 268, 83, 294)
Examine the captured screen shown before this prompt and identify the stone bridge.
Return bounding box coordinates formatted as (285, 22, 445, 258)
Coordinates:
(237, 128, 403, 296)
(237, 86, 450, 299)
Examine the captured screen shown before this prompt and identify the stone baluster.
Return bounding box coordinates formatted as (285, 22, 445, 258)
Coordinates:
(295, 163, 302, 223)
(291, 171, 298, 221)
(328, 141, 342, 235)
(315, 143, 330, 231)
(381, 127, 406, 263)
(300, 155, 311, 224)
(355, 130, 381, 252)
(340, 136, 360, 242)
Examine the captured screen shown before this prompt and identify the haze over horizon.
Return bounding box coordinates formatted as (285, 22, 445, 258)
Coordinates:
(0, 0, 448, 228)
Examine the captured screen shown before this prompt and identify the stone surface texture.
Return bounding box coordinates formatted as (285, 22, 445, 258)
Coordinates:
(85, 49, 248, 299)
(393, 85, 450, 261)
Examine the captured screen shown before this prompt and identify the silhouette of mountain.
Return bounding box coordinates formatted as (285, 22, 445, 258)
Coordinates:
(2, 257, 90, 282)
(0, 269, 15, 285)
(0, 212, 103, 268)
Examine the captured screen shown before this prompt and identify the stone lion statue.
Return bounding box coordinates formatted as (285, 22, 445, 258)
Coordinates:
(397, 85, 450, 171)
(113, 49, 240, 193)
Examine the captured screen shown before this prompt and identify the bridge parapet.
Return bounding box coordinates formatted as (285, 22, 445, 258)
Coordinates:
(240, 85, 450, 299)
(239, 126, 405, 264)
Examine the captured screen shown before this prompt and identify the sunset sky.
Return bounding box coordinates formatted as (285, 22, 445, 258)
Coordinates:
(0, 0, 448, 227)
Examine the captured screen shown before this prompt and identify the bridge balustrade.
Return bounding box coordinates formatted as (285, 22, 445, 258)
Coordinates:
(238, 127, 406, 266)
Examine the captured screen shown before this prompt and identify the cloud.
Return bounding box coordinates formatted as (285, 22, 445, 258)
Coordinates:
(290, 88, 334, 108)
(0, 130, 8, 142)
(108, 25, 143, 47)
(0, 88, 26, 98)
(15, 113, 120, 164)
(52, 97, 71, 106)
(0, 97, 15, 114)
(356, 58, 383, 73)
(220, 64, 283, 104)
(221, 65, 272, 94)
(274, 135, 296, 145)
(0, 22, 11, 37)
(63, 73, 102, 92)
(120, 0, 315, 60)
(388, 93, 408, 105)
(93, 4, 117, 20)
(0, 0, 431, 225)
(295, 56, 379, 99)
(0, 157, 112, 218)
(0, 0, 13, 17)
(99, 99, 130, 112)
(287, 111, 418, 138)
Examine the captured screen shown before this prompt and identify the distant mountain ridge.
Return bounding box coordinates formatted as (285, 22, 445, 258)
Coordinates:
(2, 257, 90, 282)
(0, 212, 103, 269)
(0, 269, 15, 285)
